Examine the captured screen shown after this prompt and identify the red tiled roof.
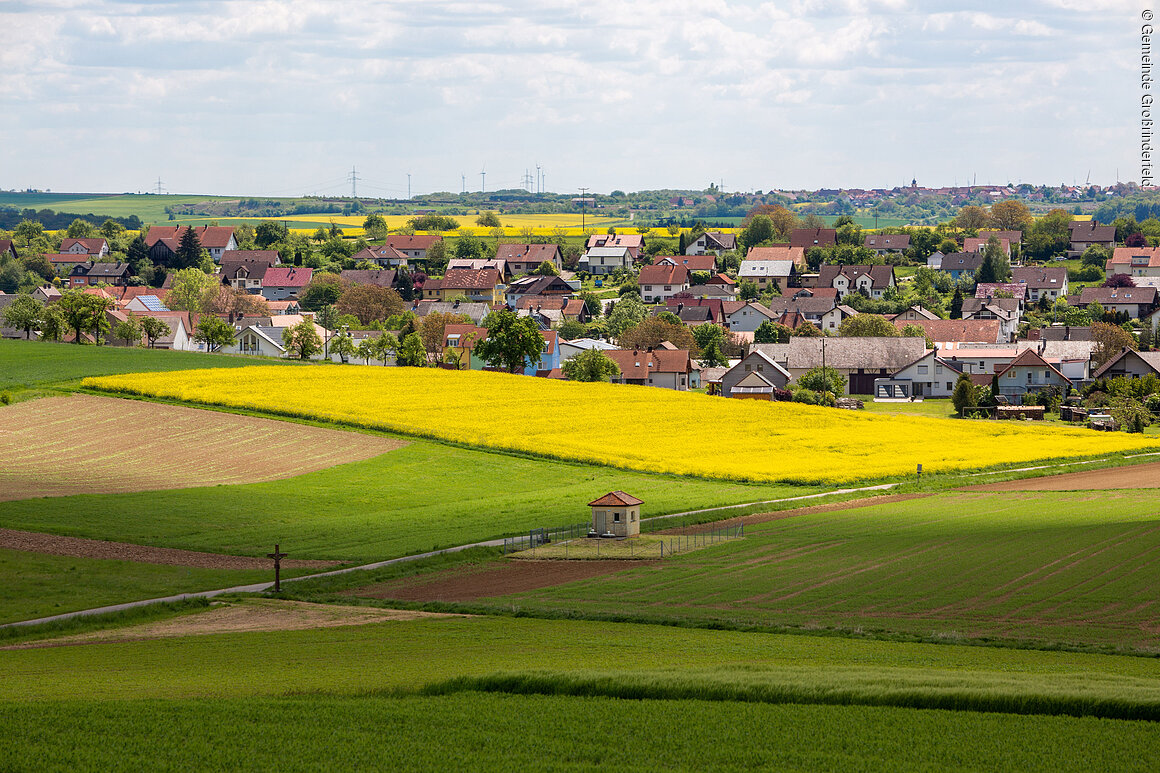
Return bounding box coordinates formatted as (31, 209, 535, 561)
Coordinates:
(441, 268, 502, 290)
(790, 228, 836, 249)
(637, 264, 689, 286)
(745, 246, 806, 266)
(654, 254, 716, 272)
(891, 318, 1001, 343)
(443, 323, 487, 349)
(354, 244, 407, 262)
(262, 267, 313, 288)
(603, 348, 692, 378)
(146, 226, 236, 249)
(60, 237, 108, 254)
(220, 249, 280, 264)
(46, 253, 90, 264)
(494, 243, 561, 263)
(588, 490, 644, 507)
(995, 348, 1069, 382)
(385, 235, 441, 250)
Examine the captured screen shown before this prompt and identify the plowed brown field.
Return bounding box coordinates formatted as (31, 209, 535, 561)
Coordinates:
(962, 461, 1160, 492)
(0, 395, 405, 501)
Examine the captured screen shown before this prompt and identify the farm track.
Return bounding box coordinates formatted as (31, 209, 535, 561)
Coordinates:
(0, 394, 405, 502)
(960, 460, 1160, 491)
(0, 528, 340, 570)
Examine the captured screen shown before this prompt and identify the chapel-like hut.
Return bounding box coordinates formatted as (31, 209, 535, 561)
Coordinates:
(588, 491, 643, 538)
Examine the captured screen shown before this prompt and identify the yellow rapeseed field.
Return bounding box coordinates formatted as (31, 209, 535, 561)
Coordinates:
(84, 367, 1160, 485)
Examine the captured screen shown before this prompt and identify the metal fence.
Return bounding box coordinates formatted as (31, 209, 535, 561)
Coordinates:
(652, 522, 745, 557)
(501, 522, 590, 554)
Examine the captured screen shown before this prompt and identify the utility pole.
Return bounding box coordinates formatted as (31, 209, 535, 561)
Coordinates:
(407, 173, 411, 200)
(461, 173, 466, 195)
(579, 187, 588, 231)
(480, 167, 486, 193)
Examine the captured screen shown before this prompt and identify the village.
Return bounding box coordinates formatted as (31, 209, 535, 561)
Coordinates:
(3, 203, 1160, 429)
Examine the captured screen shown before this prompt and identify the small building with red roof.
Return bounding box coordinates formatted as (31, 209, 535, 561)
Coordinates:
(588, 491, 643, 538)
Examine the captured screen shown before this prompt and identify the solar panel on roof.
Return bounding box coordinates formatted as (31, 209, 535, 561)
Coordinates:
(139, 296, 170, 312)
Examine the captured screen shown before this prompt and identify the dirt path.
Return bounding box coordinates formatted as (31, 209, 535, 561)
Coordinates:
(0, 528, 340, 570)
(0, 394, 406, 502)
(350, 559, 650, 602)
(4, 598, 460, 649)
(961, 461, 1160, 492)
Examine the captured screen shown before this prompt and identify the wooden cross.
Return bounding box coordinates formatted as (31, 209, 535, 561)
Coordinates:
(267, 544, 288, 592)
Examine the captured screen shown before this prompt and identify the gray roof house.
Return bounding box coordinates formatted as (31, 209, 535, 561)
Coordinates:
(752, 337, 928, 394)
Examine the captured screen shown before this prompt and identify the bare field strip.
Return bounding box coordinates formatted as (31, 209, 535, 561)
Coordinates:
(962, 461, 1160, 492)
(0, 395, 405, 501)
(0, 528, 339, 569)
(4, 599, 460, 649)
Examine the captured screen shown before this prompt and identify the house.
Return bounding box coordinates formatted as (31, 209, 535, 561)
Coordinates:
(891, 318, 1006, 345)
(719, 350, 791, 398)
(683, 283, 737, 300)
(146, 226, 237, 263)
(637, 264, 689, 303)
(964, 237, 1011, 257)
(863, 234, 910, 255)
(220, 249, 280, 267)
(752, 337, 928, 393)
(60, 237, 109, 257)
(226, 315, 328, 359)
(1068, 221, 1116, 258)
(938, 252, 985, 280)
(1106, 246, 1160, 278)
(656, 303, 713, 325)
(0, 293, 40, 339)
(267, 299, 302, 316)
(588, 491, 642, 538)
(68, 261, 132, 287)
(423, 268, 505, 304)
(790, 228, 836, 250)
(261, 267, 313, 301)
(414, 300, 491, 325)
(352, 244, 409, 267)
(514, 295, 591, 324)
(665, 297, 729, 325)
(819, 304, 859, 333)
(31, 286, 61, 304)
(685, 231, 736, 256)
(495, 243, 562, 275)
(817, 264, 895, 299)
(1012, 266, 1068, 302)
(1016, 340, 1094, 383)
(654, 254, 716, 273)
(1092, 348, 1160, 380)
(994, 349, 1071, 403)
(446, 258, 511, 280)
(961, 298, 1020, 342)
(384, 235, 442, 263)
(580, 246, 633, 275)
(125, 310, 196, 350)
(890, 306, 940, 322)
(558, 337, 618, 361)
(738, 260, 795, 292)
(340, 269, 398, 289)
(1067, 286, 1158, 319)
(442, 323, 489, 369)
(506, 275, 574, 299)
(874, 350, 966, 400)
(46, 253, 92, 277)
(585, 233, 644, 260)
(604, 348, 692, 390)
(0, 240, 17, 262)
(124, 294, 170, 313)
(745, 245, 807, 269)
(978, 230, 1022, 247)
(219, 257, 277, 295)
(976, 283, 1027, 302)
(724, 301, 778, 332)
(763, 293, 838, 329)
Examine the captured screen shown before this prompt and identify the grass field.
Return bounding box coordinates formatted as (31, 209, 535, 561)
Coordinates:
(0, 440, 810, 562)
(85, 366, 1160, 485)
(445, 491, 1160, 652)
(0, 338, 295, 392)
(3, 693, 1157, 772)
(0, 548, 280, 624)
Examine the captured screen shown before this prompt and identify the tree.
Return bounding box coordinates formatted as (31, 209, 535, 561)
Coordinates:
(618, 317, 698, 352)
(1092, 321, 1137, 368)
(579, 291, 602, 317)
(396, 331, 426, 366)
(255, 221, 289, 249)
(767, 206, 798, 239)
(532, 260, 559, 277)
(691, 322, 727, 352)
(699, 340, 728, 368)
(792, 322, 822, 337)
(562, 348, 621, 382)
(175, 226, 204, 270)
(798, 366, 844, 397)
(954, 206, 988, 230)
(1125, 232, 1149, 248)
(113, 315, 143, 346)
(57, 289, 112, 344)
(754, 319, 791, 344)
(1, 294, 42, 339)
(329, 330, 358, 363)
(1141, 324, 1154, 352)
(476, 211, 501, 228)
(473, 310, 544, 373)
(167, 268, 218, 313)
(950, 286, 964, 319)
(336, 284, 405, 325)
(1081, 245, 1111, 268)
(362, 213, 388, 241)
(739, 214, 775, 250)
(838, 314, 900, 337)
(425, 239, 449, 274)
(606, 295, 647, 337)
(900, 323, 934, 349)
(738, 279, 759, 301)
(988, 200, 1033, 232)
(299, 273, 346, 312)
(952, 373, 978, 416)
(280, 318, 322, 359)
(126, 234, 150, 277)
(140, 316, 171, 349)
(195, 315, 236, 353)
(66, 218, 96, 239)
(418, 311, 470, 359)
(453, 234, 485, 261)
(557, 318, 586, 340)
(1103, 273, 1136, 288)
(975, 237, 1011, 284)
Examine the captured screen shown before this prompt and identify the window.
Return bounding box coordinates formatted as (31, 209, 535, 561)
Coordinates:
(613, 512, 621, 523)
(917, 365, 928, 375)
(1008, 371, 1015, 378)
(947, 382, 953, 390)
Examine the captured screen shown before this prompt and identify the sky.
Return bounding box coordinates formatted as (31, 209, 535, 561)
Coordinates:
(0, 0, 1145, 197)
